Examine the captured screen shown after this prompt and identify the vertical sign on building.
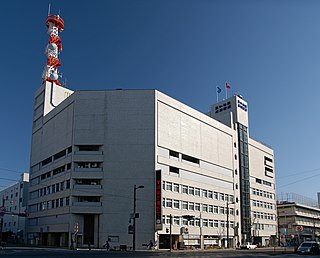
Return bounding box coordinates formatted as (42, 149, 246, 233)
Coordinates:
(155, 170, 162, 230)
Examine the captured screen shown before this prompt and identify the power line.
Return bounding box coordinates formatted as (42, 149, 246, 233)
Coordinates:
(277, 173, 320, 189)
(0, 167, 24, 174)
(277, 167, 320, 179)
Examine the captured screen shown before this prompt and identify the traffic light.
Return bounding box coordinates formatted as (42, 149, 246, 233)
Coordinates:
(166, 228, 169, 233)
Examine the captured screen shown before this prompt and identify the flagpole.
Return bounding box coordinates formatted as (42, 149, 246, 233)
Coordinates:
(225, 82, 227, 99)
(216, 86, 219, 103)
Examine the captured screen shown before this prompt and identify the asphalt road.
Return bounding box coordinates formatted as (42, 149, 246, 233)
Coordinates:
(0, 248, 315, 258)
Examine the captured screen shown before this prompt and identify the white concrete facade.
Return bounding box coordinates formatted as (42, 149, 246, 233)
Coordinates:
(27, 83, 277, 249)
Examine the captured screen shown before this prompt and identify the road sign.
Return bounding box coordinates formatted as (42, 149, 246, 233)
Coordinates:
(0, 207, 6, 217)
(296, 225, 303, 232)
(74, 223, 79, 233)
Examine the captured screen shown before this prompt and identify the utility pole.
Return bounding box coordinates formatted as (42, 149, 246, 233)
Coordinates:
(132, 184, 144, 251)
(169, 214, 172, 252)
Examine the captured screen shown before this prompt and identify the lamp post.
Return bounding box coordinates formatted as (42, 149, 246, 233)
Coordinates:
(133, 184, 144, 251)
(226, 201, 235, 248)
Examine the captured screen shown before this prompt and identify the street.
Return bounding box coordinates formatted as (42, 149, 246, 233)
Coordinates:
(0, 248, 314, 258)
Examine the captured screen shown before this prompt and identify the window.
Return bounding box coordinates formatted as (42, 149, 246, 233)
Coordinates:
(182, 201, 188, 210)
(173, 217, 180, 226)
(188, 187, 194, 195)
(173, 183, 179, 193)
(220, 207, 225, 214)
(208, 205, 213, 213)
(182, 154, 199, 164)
(169, 150, 179, 158)
(166, 182, 172, 191)
(195, 203, 200, 211)
(202, 204, 208, 212)
(66, 180, 70, 189)
(202, 190, 208, 198)
(214, 192, 218, 200)
(173, 200, 180, 209)
(203, 219, 208, 227)
(41, 157, 52, 167)
(60, 198, 63, 207)
(189, 202, 194, 211)
(214, 206, 219, 214)
(78, 145, 101, 151)
(208, 191, 213, 199)
(54, 150, 66, 160)
(195, 188, 200, 196)
(182, 185, 188, 194)
(166, 199, 172, 208)
(66, 197, 70, 206)
(169, 166, 179, 174)
(220, 193, 225, 201)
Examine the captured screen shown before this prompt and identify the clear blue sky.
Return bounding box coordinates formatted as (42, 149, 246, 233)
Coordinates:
(1, 0, 320, 200)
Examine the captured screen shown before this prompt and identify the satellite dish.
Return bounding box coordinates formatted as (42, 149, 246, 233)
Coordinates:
(48, 43, 58, 51)
(50, 71, 58, 80)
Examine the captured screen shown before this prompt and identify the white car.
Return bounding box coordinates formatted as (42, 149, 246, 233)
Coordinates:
(240, 242, 257, 249)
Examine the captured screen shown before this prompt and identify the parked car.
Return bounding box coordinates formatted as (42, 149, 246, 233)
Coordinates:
(297, 241, 320, 254)
(240, 242, 257, 249)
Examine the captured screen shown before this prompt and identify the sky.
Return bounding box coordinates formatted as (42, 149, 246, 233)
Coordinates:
(1, 0, 320, 200)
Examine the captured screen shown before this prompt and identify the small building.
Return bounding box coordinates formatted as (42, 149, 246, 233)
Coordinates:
(0, 173, 29, 243)
(277, 194, 320, 246)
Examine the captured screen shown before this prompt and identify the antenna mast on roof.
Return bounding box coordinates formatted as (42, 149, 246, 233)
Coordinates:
(42, 4, 65, 86)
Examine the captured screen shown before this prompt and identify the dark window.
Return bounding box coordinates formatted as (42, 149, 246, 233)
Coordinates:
(67, 163, 71, 170)
(169, 166, 179, 174)
(78, 145, 101, 151)
(41, 157, 52, 167)
(169, 150, 179, 158)
(182, 154, 199, 164)
(67, 146, 72, 154)
(53, 165, 65, 176)
(66, 180, 70, 189)
(54, 150, 66, 160)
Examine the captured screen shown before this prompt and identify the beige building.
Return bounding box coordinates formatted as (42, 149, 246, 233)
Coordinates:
(278, 194, 320, 246)
(27, 82, 277, 249)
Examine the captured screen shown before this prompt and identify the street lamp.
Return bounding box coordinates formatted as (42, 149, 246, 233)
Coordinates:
(226, 201, 235, 248)
(133, 184, 144, 251)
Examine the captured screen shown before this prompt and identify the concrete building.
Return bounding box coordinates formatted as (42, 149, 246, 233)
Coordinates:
(27, 82, 277, 249)
(0, 173, 29, 243)
(277, 197, 320, 246)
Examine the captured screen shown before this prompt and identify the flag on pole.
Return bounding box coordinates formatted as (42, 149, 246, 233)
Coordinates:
(225, 82, 231, 89)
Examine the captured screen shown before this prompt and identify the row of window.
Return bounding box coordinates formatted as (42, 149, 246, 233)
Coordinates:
(39, 197, 70, 211)
(163, 181, 234, 202)
(40, 163, 71, 180)
(251, 188, 274, 199)
(252, 211, 276, 221)
(35, 180, 70, 198)
(162, 215, 235, 228)
(255, 178, 272, 187)
(252, 199, 275, 210)
(31, 146, 72, 172)
(162, 198, 235, 215)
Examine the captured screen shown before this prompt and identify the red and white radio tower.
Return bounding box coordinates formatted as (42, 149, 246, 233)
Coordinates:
(42, 7, 64, 86)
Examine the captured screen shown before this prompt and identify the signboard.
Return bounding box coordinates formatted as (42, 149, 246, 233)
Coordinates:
(74, 223, 79, 233)
(296, 225, 303, 232)
(155, 170, 162, 230)
(0, 207, 6, 217)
